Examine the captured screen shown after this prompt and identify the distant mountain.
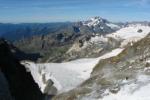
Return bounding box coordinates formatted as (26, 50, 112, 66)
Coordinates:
(82, 16, 121, 29)
(0, 22, 72, 41)
(74, 17, 122, 35)
(1, 17, 150, 42)
(0, 17, 122, 41)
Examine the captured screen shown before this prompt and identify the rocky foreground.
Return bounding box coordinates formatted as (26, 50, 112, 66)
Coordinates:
(0, 39, 45, 100)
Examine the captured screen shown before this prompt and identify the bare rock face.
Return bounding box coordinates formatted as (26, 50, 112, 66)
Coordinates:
(0, 70, 12, 100)
(0, 38, 45, 100)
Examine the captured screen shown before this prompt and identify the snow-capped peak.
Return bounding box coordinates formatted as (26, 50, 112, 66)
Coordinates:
(83, 16, 108, 27)
(90, 16, 107, 23)
(90, 16, 103, 20)
(82, 16, 120, 29)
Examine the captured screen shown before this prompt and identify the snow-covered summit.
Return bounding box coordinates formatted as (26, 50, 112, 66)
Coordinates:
(83, 16, 107, 26)
(82, 16, 120, 29)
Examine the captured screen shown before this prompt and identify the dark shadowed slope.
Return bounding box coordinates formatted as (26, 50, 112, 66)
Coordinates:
(0, 38, 45, 100)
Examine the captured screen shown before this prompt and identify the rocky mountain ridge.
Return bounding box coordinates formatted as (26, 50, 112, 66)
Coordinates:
(14, 17, 122, 62)
(15, 20, 150, 63)
(0, 38, 45, 100)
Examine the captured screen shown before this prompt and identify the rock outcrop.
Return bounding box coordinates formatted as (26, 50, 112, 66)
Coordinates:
(0, 38, 45, 100)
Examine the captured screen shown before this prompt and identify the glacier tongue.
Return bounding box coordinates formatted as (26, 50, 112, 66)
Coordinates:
(21, 48, 123, 95)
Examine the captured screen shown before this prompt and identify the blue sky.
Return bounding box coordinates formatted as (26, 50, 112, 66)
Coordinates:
(0, 0, 150, 23)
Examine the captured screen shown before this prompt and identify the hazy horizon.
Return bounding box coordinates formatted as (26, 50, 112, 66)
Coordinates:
(0, 0, 150, 23)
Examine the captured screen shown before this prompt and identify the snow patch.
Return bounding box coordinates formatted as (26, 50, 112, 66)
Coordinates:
(106, 23, 120, 29)
(146, 60, 150, 63)
(90, 35, 108, 43)
(83, 17, 104, 27)
(107, 25, 150, 47)
(101, 75, 150, 100)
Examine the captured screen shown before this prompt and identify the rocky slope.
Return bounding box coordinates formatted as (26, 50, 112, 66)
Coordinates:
(0, 38, 45, 100)
(14, 18, 150, 63)
(58, 23, 150, 62)
(52, 34, 150, 100)
(14, 17, 121, 62)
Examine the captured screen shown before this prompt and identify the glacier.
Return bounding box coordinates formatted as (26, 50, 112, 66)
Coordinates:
(21, 48, 123, 94)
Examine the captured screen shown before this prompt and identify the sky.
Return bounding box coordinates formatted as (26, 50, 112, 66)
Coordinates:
(0, 0, 150, 23)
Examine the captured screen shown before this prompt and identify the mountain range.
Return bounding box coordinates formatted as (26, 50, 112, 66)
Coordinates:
(0, 16, 150, 100)
(0, 17, 122, 41)
(12, 17, 150, 62)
